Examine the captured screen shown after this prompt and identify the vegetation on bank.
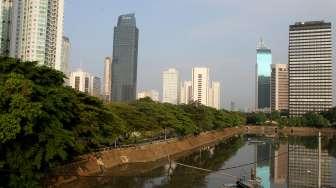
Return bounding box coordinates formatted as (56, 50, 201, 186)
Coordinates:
(0, 58, 245, 187)
(246, 110, 336, 128)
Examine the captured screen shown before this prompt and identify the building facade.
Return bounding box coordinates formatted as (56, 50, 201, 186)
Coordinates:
(162, 68, 180, 104)
(288, 21, 332, 116)
(111, 13, 139, 102)
(69, 69, 101, 98)
(208, 81, 220, 109)
(103, 57, 112, 102)
(192, 67, 209, 106)
(180, 81, 192, 104)
(271, 64, 288, 112)
(137, 90, 159, 101)
(60, 36, 70, 76)
(256, 39, 272, 111)
(91, 76, 101, 98)
(0, 0, 12, 56)
(10, 0, 64, 69)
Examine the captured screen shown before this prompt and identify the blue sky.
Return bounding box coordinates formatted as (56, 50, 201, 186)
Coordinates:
(64, 0, 336, 109)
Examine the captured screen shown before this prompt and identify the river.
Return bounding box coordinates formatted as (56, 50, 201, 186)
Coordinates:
(61, 134, 336, 188)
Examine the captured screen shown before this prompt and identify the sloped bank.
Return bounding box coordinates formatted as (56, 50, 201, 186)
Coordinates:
(51, 127, 243, 186)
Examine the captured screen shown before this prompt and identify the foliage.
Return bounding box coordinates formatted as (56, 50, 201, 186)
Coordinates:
(0, 58, 245, 187)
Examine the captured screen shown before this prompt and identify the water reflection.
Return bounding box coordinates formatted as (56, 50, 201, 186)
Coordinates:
(61, 135, 336, 188)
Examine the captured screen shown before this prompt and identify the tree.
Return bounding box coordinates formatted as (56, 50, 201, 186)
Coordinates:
(303, 112, 330, 128)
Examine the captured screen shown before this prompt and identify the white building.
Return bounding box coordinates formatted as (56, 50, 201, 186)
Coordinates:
(60, 36, 70, 76)
(162, 68, 180, 104)
(69, 69, 101, 98)
(0, 0, 12, 56)
(180, 81, 192, 104)
(209, 81, 220, 109)
(103, 57, 112, 101)
(288, 21, 333, 116)
(137, 90, 159, 101)
(192, 67, 209, 105)
(9, 0, 64, 69)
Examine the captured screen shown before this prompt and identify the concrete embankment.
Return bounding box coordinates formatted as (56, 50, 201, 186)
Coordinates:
(52, 127, 243, 186)
(51, 126, 336, 186)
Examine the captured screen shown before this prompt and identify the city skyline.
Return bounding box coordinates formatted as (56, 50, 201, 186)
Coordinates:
(64, 0, 336, 109)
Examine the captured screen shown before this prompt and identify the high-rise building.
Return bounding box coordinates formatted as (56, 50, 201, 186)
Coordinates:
(180, 81, 193, 104)
(69, 70, 92, 94)
(288, 21, 332, 116)
(208, 81, 220, 109)
(60, 36, 70, 76)
(256, 39, 272, 111)
(162, 68, 180, 104)
(111, 13, 139, 102)
(0, 0, 12, 56)
(192, 67, 209, 106)
(69, 69, 101, 98)
(103, 57, 112, 102)
(271, 64, 288, 112)
(91, 76, 101, 98)
(137, 90, 159, 101)
(10, 0, 64, 69)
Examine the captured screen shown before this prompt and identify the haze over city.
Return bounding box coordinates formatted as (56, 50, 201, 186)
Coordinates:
(64, 0, 336, 110)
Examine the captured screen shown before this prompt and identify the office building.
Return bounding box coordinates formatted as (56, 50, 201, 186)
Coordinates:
(103, 57, 112, 101)
(180, 81, 192, 104)
(137, 90, 159, 101)
(208, 81, 220, 109)
(192, 67, 209, 105)
(0, 0, 12, 56)
(162, 68, 180, 104)
(288, 21, 332, 116)
(111, 13, 139, 102)
(69, 69, 101, 98)
(69, 70, 92, 94)
(256, 39, 272, 111)
(271, 64, 288, 112)
(91, 76, 101, 98)
(60, 36, 70, 76)
(10, 0, 64, 69)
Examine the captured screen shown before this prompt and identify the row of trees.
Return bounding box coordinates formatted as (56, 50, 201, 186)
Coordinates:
(246, 110, 336, 128)
(0, 58, 246, 187)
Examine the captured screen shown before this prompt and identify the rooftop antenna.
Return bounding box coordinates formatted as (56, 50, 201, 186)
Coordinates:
(257, 37, 265, 49)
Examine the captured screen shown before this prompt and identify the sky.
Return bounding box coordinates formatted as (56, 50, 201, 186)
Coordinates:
(64, 0, 336, 110)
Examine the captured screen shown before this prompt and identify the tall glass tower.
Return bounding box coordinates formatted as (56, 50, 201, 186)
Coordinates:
(111, 13, 139, 102)
(256, 39, 272, 110)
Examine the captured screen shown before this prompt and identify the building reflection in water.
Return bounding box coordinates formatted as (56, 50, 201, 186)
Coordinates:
(287, 135, 332, 188)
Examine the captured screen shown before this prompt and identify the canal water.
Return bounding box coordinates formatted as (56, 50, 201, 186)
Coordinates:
(65, 134, 336, 188)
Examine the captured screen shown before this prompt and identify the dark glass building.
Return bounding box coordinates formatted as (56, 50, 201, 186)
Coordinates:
(111, 13, 139, 102)
(256, 39, 272, 110)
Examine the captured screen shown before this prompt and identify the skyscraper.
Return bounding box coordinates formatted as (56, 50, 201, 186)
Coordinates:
(111, 13, 139, 102)
(69, 70, 92, 94)
(209, 81, 220, 109)
(288, 21, 332, 116)
(256, 39, 272, 111)
(192, 67, 209, 105)
(162, 68, 180, 104)
(0, 0, 12, 56)
(69, 69, 101, 98)
(10, 0, 64, 69)
(91, 76, 101, 98)
(271, 64, 288, 112)
(61, 36, 70, 76)
(180, 81, 192, 104)
(103, 57, 112, 102)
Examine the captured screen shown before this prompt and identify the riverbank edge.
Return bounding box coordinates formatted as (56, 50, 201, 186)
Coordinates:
(51, 126, 336, 186)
